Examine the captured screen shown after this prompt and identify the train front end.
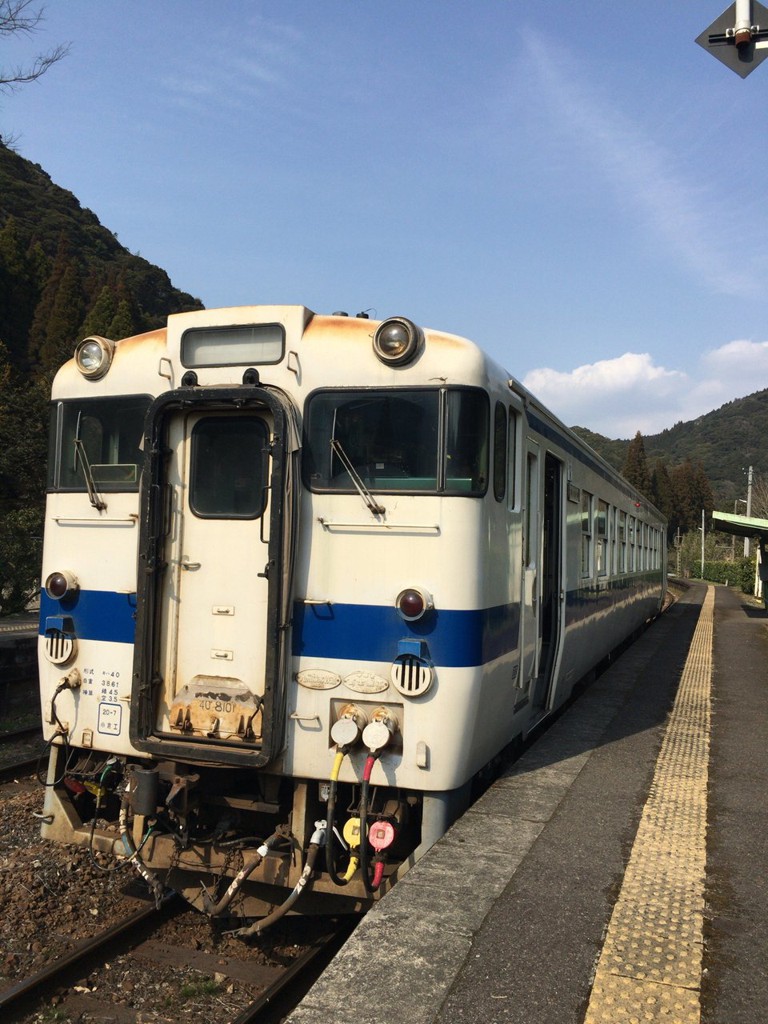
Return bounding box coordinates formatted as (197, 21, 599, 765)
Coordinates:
(38, 306, 498, 923)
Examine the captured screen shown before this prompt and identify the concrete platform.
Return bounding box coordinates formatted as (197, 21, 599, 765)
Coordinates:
(286, 582, 768, 1024)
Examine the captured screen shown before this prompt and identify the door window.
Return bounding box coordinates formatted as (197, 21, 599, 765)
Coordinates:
(189, 416, 269, 519)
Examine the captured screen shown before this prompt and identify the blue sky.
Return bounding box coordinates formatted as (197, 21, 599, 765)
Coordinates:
(2, 1, 768, 438)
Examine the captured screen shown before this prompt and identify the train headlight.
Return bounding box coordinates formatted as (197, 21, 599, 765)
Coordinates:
(75, 336, 114, 380)
(372, 317, 423, 367)
(45, 570, 79, 601)
(395, 587, 433, 622)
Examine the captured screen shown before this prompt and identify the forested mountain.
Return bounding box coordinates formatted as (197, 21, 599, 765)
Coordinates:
(0, 141, 202, 375)
(572, 391, 768, 510)
(0, 142, 203, 613)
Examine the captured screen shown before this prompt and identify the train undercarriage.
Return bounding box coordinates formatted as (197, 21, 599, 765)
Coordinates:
(39, 744, 433, 929)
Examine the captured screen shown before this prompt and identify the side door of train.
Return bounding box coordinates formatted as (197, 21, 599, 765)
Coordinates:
(520, 437, 540, 694)
(520, 438, 564, 714)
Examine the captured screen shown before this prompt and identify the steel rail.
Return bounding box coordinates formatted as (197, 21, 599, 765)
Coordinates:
(0, 756, 42, 785)
(0, 895, 184, 1014)
(231, 919, 357, 1024)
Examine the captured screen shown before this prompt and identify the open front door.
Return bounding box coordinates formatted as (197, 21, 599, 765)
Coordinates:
(131, 386, 297, 767)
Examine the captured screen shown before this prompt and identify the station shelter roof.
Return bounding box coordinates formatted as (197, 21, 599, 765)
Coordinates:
(712, 510, 768, 543)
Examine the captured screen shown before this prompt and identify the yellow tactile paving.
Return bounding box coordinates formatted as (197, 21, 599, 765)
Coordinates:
(584, 586, 714, 1024)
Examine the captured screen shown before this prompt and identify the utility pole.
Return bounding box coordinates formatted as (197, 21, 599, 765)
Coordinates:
(676, 527, 682, 577)
(744, 465, 754, 557)
(701, 509, 706, 579)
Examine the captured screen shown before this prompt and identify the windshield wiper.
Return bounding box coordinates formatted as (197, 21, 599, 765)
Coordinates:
(330, 439, 385, 518)
(73, 414, 107, 511)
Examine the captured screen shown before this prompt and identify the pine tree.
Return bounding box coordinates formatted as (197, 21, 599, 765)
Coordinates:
(29, 235, 87, 373)
(0, 217, 39, 370)
(39, 259, 86, 372)
(0, 342, 46, 613)
(622, 431, 652, 496)
(107, 298, 138, 340)
(670, 459, 714, 534)
(650, 458, 676, 539)
(79, 283, 118, 338)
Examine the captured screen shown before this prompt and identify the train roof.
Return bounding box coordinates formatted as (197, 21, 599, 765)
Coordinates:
(52, 304, 664, 522)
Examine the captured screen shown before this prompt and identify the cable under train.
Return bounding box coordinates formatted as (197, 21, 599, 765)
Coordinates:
(37, 306, 666, 932)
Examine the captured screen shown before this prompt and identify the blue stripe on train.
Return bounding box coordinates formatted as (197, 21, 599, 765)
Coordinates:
(38, 589, 521, 668)
(292, 601, 521, 668)
(39, 590, 138, 645)
(39, 577, 661, 668)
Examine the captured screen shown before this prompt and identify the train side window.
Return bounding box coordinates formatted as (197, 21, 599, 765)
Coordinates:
(49, 395, 151, 492)
(618, 510, 627, 573)
(507, 407, 518, 509)
(596, 500, 608, 577)
(493, 402, 507, 502)
(525, 451, 538, 567)
(580, 491, 593, 578)
(639, 523, 646, 570)
(189, 416, 269, 519)
(444, 390, 489, 494)
(628, 516, 636, 571)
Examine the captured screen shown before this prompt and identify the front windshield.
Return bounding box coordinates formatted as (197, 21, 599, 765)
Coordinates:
(303, 388, 489, 496)
(48, 396, 151, 492)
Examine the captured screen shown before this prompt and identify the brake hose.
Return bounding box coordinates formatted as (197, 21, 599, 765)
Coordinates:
(119, 788, 165, 906)
(231, 822, 327, 938)
(202, 830, 285, 915)
(359, 752, 379, 894)
(325, 747, 355, 886)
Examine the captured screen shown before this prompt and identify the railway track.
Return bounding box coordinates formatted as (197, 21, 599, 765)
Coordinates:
(0, 719, 45, 784)
(0, 893, 355, 1024)
(0, 897, 181, 1019)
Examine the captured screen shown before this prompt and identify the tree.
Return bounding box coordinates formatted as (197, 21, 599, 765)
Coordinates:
(0, 1, 69, 93)
(28, 234, 86, 372)
(749, 472, 768, 520)
(0, 215, 39, 369)
(78, 282, 118, 339)
(650, 458, 676, 539)
(622, 431, 652, 496)
(0, 340, 46, 613)
(670, 459, 714, 535)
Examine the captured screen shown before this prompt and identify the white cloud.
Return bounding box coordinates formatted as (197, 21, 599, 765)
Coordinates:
(524, 341, 768, 438)
(701, 339, 768, 381)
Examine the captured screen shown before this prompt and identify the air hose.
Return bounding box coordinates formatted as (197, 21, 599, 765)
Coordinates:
(202, 830, 285, 915)
(359, 753, 379, 894)
(325, 747, 356, 885)
(231, 821, 327, 938)
(119, 787, 165, 907)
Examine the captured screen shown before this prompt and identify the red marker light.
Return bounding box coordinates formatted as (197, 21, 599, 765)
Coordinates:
(45, 570, 79, 600)
(396, 587, 433, 622)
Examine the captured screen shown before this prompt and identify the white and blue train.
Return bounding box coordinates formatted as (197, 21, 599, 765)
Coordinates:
(38, 306, 666, 925)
